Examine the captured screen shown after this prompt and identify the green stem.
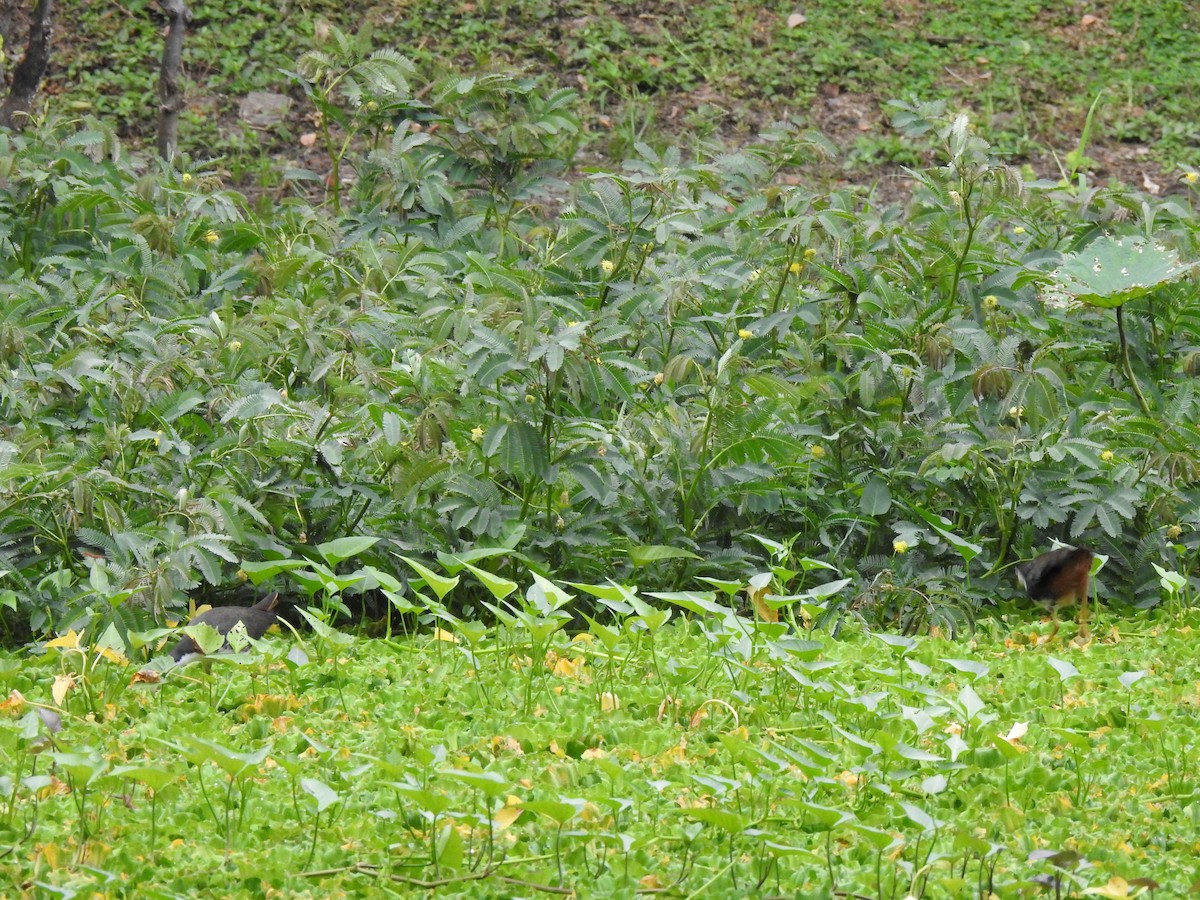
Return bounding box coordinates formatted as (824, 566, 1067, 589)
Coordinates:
(1116, 305, 1152, 416)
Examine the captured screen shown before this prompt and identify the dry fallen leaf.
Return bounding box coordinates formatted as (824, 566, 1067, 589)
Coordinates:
(299, 132, 318, 148)
(786, 12, 807, 28)
(1080, 13, 1100, 27)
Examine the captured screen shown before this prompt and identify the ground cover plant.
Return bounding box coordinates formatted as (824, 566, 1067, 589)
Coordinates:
(4, 579, 1200, 896)
(1, 10, 1200, 897)
(40, 0, 1200, 180)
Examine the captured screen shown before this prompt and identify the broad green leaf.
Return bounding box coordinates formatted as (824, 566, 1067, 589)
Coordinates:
(301, 777, 339, 812)
(400, 556, 460, 600)
(859, 478, 892, 515)
(628, 545, 701, 566)
(317, 536, 379, 565)
(1046, 657, 1079, 682)
(1046, 235, 1194, 308)
(463, 563, 517, 601)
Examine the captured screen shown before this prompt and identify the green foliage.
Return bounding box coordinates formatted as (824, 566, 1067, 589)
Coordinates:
(1, 80, 1200, 640)
(2, 582, 1198, 894)
(1046, 235, 1195, 308)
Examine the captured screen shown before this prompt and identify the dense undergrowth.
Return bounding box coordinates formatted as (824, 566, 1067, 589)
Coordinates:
(2, 16, 1200, 899)
(2, 40, 1200, 641)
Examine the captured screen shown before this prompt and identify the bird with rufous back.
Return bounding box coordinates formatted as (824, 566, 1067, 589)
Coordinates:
(1015, 546, 1095, 644)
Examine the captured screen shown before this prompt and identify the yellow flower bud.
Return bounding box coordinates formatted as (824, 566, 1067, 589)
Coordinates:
(809, 444, 825, 459)
(804, 248, 817, 260)
(471, 426, 484, 442)
(204, 230, 219, 244)
(893, 540, 908, 554)
(1100, 450, 1114, 462)
(1013, 226, 1026, 235)
(788, 262, 802, 274)
(738, 328, 753, 339)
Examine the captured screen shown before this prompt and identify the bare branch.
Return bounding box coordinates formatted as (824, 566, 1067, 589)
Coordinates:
(156, 0, 192, 160)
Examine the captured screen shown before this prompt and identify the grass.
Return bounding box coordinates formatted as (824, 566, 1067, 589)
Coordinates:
(44, 0, 1200, 175)
(5, 596, 1197, 897)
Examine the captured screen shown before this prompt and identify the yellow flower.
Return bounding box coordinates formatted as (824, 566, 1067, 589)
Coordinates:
(1100, 450, 1114, 462)
(653, 372, 664, 386)
(1008, 406, 1024, 420)
(809, 444, 825, 459)
(1013, 226, 1026, 235)
(788, 262, 802, 274)
(600, 259, 614, 274)
(227, 340, 242, 352)
(567, 320, 580, 327)
(470, 426, 484, 442)
(893, 540, 908, 554)
(738, 328, 753, 339)
(1184, 172, 1198, 185)
(1167, 524, 1183, 540)
(181, 173, 193, 187)
(204, 230, 219, 244)
(524, 393, 535, 404)
(748, 269, 761, 282)
(804, 248, 817, 260)
(983, 295, 999, 310)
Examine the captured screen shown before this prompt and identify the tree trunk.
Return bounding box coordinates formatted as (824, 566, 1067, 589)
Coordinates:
(156, 0, 191, 160)
(0, 0, 54, 131)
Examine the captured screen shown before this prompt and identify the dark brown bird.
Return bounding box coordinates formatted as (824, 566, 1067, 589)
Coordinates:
(170, 593, 280, 662)
(1015, 547, 1094, 641)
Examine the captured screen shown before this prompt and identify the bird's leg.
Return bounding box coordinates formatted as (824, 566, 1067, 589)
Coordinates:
(1046, 611, 1060, 644)
(1074, 591, 1092, 645)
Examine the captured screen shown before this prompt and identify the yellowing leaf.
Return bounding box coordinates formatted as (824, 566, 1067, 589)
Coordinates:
(0, 689, 26, 714)
(1083, 875, 1129, 898)
(52, 674, 76, 706)
(45, 630, 82, 651)
(551, 654, 584, 678)
(746, 582, 777, 622)
(600, 691, 621, 712)
(97, 647, 128, 665)
(493, 806, 521, 830)
(433, 628, 459, 643)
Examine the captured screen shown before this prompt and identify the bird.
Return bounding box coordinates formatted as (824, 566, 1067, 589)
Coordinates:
(169, 592, 280, 662)
(1015, 547, 1094, 642)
